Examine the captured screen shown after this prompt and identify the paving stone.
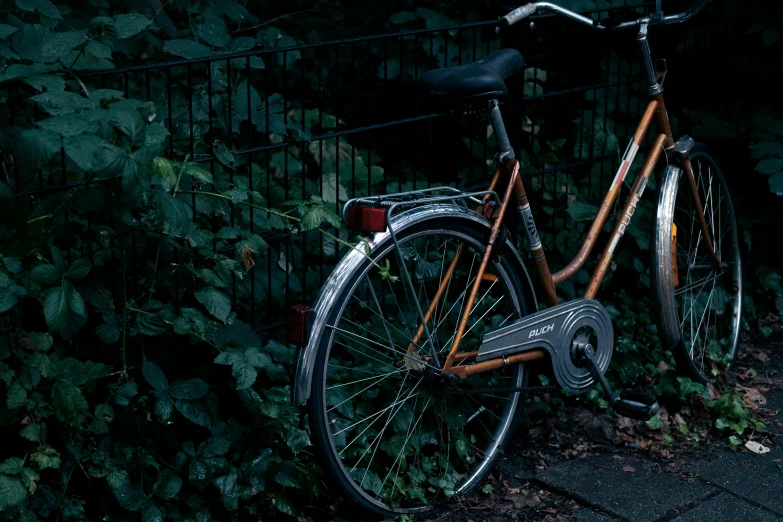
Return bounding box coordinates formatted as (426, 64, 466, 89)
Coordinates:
(686, 443, 783, 516)
(574, 507, 617, 522)
(671, 493, 783, 522)
(536, 454, 716, 522)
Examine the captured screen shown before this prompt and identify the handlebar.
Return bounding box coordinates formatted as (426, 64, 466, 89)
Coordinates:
(500, 0, 709, 31)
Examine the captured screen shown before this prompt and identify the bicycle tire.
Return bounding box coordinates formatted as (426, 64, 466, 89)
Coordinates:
(307, 215, 533, 517)
(651, 144, 743, 383)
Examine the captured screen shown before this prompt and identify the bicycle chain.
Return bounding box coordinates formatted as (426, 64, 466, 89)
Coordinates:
(435, 384, 560, 397)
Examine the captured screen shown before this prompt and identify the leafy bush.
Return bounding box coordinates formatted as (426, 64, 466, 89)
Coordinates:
(0, 0, 780, 519)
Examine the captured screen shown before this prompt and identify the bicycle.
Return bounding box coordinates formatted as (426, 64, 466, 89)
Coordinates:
(287, 0, 742, 516)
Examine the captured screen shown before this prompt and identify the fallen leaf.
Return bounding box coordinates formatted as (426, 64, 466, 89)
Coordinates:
(622, 465, 636, 472)
(745, 441, 771, 454)
(743, 387, 767, 406)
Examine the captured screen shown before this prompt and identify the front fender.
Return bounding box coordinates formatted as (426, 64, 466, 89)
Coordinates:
(291, 203, 538, 407)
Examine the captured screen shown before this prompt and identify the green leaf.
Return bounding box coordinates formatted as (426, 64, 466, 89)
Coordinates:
(769, 172, 783, 196)
(29, 91, 95, 116)
(271, 492, 297, 516)
(169, 379, 209, 400)
(215, 143, 235, 169)
(30, 264, 63, 285)
(214, 347, 271, 390)
(96, 322, 120, 344)
(153, 472, 182, 499)
(188, 267, 226, 288)
(163, 40, 212, 59)
(22, 74, 65, 92)
(262, 340, 294, 364)
(64, 134, 107, 172)
(2, 257, 20, 274)
(30, 445, 60, 470)
(391, 11, 417, 24)
(44, 283, 72, 330)
(183, 163, 214, 183)
(567, 200, 599, 221)
(153, 190, 190, 237)
(756, 158, 783, 175)
(114, 484, 148, 511)
(19, 424, 42, 442)
(142, 504, 164, 522)
(154, 397, 174, 421)
(0, 289, 19, 314)
(195, 11, 230, 47)
(51, 380, 89, 425)
(69, 287, 85, 316)
(301, 205, 342, 231)
(142, 361, 169, 391)
(213, 466, 238, 496)
(114, 14, 152, 39)
(0, 458, 24, 475)
(645, 414, 664, 430)
(285, 429, 310, 455)
(175, 400, 211, 427)
(194, 286, 231, 323)
(750, 141, 783, 159)
(114, 382, 137, 406)
(6, 381, 27, 408)
(145, 123, 170, 148)
(198, 437, 230, 458)
(0, 25, 18, 39)
(89, 88, 124, 104)
(226, 36, 256, 53)
(66, 259, 91, 280)
(109, 109, 146, 149)
(0, 475, 27, 510)
(151, 157, 177, 191)
(761, 27, 779, 46)
(206, 321, 261, 349)
(17, 129, 61, 171)
(16, 0, 62, 19)
(37, 114, 94, 137)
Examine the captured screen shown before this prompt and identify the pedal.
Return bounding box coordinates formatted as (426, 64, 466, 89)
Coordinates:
(578, 345, 660, 422)
(611, 390, 660, 421)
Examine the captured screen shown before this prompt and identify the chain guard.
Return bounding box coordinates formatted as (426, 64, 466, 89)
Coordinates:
(476, 298, 613, 393)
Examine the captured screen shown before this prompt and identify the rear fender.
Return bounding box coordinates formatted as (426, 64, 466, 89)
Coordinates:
(291, 204, 538, 407)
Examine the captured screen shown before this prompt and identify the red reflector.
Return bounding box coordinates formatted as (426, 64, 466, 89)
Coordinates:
(346, 206, 387, 232)
(287, 305, 313, 347)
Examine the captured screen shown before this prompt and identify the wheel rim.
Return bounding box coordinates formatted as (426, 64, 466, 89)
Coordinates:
(672, 153, 742, 378)
(318, 227, 527, 512)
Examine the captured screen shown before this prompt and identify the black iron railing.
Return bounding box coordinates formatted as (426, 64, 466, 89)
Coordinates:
(4, 1, 708, 332)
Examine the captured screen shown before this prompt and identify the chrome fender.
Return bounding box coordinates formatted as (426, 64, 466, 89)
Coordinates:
(291, 204, 538, 407)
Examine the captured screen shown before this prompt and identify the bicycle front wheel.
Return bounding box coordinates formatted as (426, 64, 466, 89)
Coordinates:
(652, 145, 742, 383)
(308, 216, 533, 517)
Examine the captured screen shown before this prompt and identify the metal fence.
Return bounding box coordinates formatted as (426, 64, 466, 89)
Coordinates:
(5, 1, 709, 333)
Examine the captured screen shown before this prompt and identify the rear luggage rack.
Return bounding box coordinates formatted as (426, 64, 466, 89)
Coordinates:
(342, 187, 501, 233)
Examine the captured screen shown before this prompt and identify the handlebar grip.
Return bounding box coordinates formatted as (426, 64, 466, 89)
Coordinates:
(501, 3, 537, 27)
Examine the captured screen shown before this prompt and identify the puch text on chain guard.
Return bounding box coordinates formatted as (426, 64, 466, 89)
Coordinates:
(476, 298, 613, 393)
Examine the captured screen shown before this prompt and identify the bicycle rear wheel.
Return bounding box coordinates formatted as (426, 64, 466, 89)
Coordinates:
(307, 216, 534, 517)
(652, 145, 742, 383)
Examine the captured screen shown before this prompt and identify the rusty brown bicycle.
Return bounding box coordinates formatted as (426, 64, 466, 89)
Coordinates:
(289, 0, 741, 516)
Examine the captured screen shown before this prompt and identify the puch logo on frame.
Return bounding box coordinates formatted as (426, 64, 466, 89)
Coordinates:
(528, 323, 555, 338)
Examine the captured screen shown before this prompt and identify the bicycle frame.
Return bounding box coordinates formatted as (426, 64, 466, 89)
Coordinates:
(422, 35, 720, 379)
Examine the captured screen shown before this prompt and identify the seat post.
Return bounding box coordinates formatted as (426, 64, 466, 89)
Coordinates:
(487, 99, 515, 163)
